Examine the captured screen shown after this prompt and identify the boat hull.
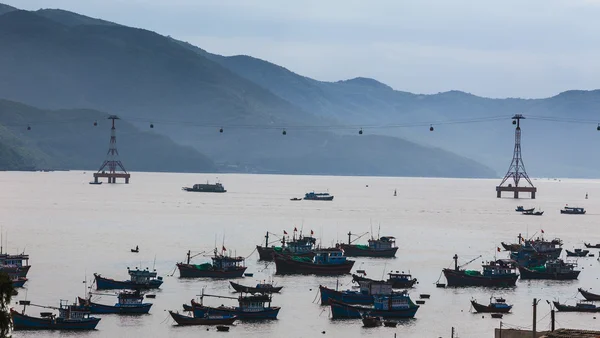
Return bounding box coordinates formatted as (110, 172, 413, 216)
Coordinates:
(256, 246, 315, 261)
(11, 278, 28, 288)
(78, 297, 152, 314)
(319, 285, 373, 305)
(94, 274, 163, 290)
(518, 266, 580, 280)
(2, 265, 31, 278)
(339, 244, 398, 258)
(329, 299, 419, 319)
(566, 250, 589, 257)
(192, 304, 280, 319)
(273, 254, 354, 275)
(230, 281, 282, 294)
(579, 288, 600, 301)
(443, 269, 518, 287)
(169, 311, 236, 325)
(471, 301, 512, 313)
(553, 301, 600, 312)
(585, 243, 600, 249)
(352, 274, 417, 289)
(176, 264, 247, 278)
(11, 310, 101, 330)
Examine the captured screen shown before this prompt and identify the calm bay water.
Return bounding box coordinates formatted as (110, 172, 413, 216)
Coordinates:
(2, 171, 600, 338)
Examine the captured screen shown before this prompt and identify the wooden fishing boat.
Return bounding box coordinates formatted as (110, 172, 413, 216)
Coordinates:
(303, 192, 334, 201)
(329, 292, 420, 319)
(362, 315, 381, 327)
(94, 268, 163, 290)
(561, 206, 586, 214)
(217, 325, 230, 331)
(78, 290, 152, 314)
(191, 293, 280, 319)
(290, 198, 302, 201)
(471, 297, 512, 313)
(442, 255, 519, 287)
(169, 311, 237, 326)
(491, 314, 503, 319)
(579, 288, 600, 301)
(11, 300, 101, 330)
(320, 280, 393, 305)
(584, 243, 600, 249)
(553, 301, 600, 312)
(89, 181, 102, 185)
(256, 231, 316, 261)
(518, 260, 580, 280)
(273, 249, 354, 275)
(501, 242, 521, 252)
(352, 272, 417, 288)
(566, 249, 589, 257)
(515, 206, 533, 212)
(177, 249, 246, 278)
(230, 281, 282, 294)
(383, 320, 397, 327)
(522, 209, 544, 216)
(339, 232, 398, 258)
(0, 252, 31, 278)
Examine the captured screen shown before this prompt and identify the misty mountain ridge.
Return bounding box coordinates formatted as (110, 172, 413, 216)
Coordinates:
(1, 4, 595, 178)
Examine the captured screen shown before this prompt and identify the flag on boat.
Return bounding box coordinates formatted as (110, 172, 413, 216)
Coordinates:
(222, 246, 226, 251)
(283, 230, 288, 234)
(294, 227, 297, 232)
(541, 229, 545, 233)
(497, 247, 501, 252)
(311, 230, 314, 235)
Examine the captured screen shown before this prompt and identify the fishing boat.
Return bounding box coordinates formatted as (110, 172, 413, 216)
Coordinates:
(273, 249, 354, 275)
(177, 249, 246, 278)
(94, 267, 163, 290)
(578, 288, 600, 301)
(11, 300, 101, 330)
(89, 181, 102, 185)
(352, 271, 417, 289)
(191, 292, 280, 319)
(584, 243, 600, 249)
(303, 192, 334, 201)
(230, 281, 283, 294)
(329, 292, 420, 319)
(168, 311, 237, 326)
(518, 259, 580, 280)
(522, 209, 544, 216)
(182, 182, 226, 193)
(290, 198, 302, 201)
(561, 206, 586, 214)
(553, 301, 600, 312)
(471, 297, 512, 313)
(320, 279, 394, 305)
(78, 290, 152, 314)
(256, 231, 316, 261)
(0, 252, 31, 278)
(339, 232, 398, 258)
(362, 315, 382, 327)
(509, 246, 548, 268)
(566, 249, 589, 257)
(131, 246, 139, 253)
(501, 242, 522, 252)
(442, 255, 519, 287)
(515, 206, 533, 212)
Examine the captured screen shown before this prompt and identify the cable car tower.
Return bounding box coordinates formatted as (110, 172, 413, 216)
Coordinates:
(93, 115, 130, 184)
(496, 114, 536, 199)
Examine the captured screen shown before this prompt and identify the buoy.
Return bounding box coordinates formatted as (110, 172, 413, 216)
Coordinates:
(429, 124, 434, 131)
(150, 123, 154, 128)
(93, 121, 98, 126)
(359, 128, 363, 135)
(27, 125, 31, 131)
(282, 129, 287, 135)
(219, 127, 223, 133)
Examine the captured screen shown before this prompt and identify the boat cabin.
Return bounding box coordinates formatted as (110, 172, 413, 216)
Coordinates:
(0, 253, 29, 268)
(373, 293, 411, 310)
(313, 250, 347, 265)
(285, 236, 316, 253)
(544, 260, 577, 273)
(368, 236, 396, 250)
(211, 255, 245, 270)
(58, 300, 93, 320)
(238, 295, 272, 312)
(357, 280, 393, 296)
(388, 271, 413, 282)
(128, 268, 161, 284)
(117, 291, 144, 306)
(482, 260, 518, 277)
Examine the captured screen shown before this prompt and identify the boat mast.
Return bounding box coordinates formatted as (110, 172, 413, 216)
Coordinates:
(265, 232, 269, 247)
(186, 250, 191, 265)
(453, 254, 459, 271)
(348, 232, 352, 245)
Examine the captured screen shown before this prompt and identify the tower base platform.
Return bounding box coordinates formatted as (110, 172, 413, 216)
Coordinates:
(496, 186, 536, 199)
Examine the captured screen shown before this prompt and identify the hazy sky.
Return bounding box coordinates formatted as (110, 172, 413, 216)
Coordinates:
(5, 0, 600, 98)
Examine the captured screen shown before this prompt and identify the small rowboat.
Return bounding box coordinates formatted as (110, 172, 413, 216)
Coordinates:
(584, 243, 600, 249)
(579, 288, 600, 301)
(471, 298, 512, 313)
(362, 315, 381, 327)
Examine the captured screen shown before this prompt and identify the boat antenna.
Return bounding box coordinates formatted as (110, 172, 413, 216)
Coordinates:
(370, 220, 373, 240)
(378, 223, 381, 239)
(381, 262, 387, 280)
(152, 255, 157, 271)
(1, 227, 3, 255)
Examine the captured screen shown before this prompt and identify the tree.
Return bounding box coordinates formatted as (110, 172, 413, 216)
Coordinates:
(0, 271, 14, 337)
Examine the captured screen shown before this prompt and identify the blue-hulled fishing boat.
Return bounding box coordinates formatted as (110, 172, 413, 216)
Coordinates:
(352, 271, 417, 289)
(11, 300, 101, 330)
(190, 292, 280, 320)
(329, 292, 420, 319)
(442, 255, 519, 287)
(274, 249, 354, 275)
(94, 267, 163, 290)
(177, 249, 247, 278)
(518, 259, 580, 280)
(256, 231, 316, 261)
(320, 279, 394, 305)
(78, 290, 152, 314)
(169, 311, 237, 325)
(471, 297, 513, 313)
(11, 275, 28, 288)
(303, 192, 334, 201)
(509, 242, 548, 267)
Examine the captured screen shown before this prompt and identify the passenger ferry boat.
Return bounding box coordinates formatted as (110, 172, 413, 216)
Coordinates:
(256, 231, 316, 261)
(177, 249, 246, 278)
(182, 182, 226, 193)
(303, 192, 334, 201)
(339, 233, 398, 257)
(329, 291, 420, 319)
(442, 255, 519, 287)
(11, 300, 101, 330)
(94, 267, 163, 290)
(518, 259, 580, 280)
(273, 249, 355, 275)
(78, 290, 153, 314)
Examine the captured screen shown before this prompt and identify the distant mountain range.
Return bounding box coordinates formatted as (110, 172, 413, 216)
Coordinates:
(0, 4, 597, 177)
